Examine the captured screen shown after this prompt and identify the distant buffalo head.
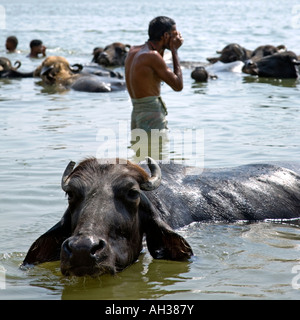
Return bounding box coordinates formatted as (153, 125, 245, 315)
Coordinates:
(22, 157, 192, 276)
(242, 51, 300, 78)
(92, 42, 131, 67)
(34, 56, 83, 85)
(0, 57, 21, 72)
(0, 57, 34, 78)
(250, 44, 286, 61)
(207, 43, 252, 64)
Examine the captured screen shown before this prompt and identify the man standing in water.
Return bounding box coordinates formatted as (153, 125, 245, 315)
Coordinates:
(125, 16, 184, 131)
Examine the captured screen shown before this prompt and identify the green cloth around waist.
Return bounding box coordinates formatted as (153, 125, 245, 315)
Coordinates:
(131, 96, 168, 131)
(131, 96, 168, 115)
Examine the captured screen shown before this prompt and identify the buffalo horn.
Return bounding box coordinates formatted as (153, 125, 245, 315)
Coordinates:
(13, 60, 21, 70)
(233, 44, 243, 57)
(140, 157, 161, 191)
(61, 161, 76, 191)
(70, 64, 83, 73)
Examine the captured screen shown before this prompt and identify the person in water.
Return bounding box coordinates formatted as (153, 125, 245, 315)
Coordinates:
(125, 16, 183, 131)
(28, 39, 46, 58)
(5, 36, 18, 53)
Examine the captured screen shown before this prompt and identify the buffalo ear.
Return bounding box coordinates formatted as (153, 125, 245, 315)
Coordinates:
(21, 210, 71, 267)
(146, 225, 193, 261)
(139, 194, 193, 261)
(292, 59, 300, 65)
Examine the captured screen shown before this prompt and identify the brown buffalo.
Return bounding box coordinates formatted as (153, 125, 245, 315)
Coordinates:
(35, 56, 125, 92)
(34, 56, 82, 85)
(21, 157, 300, 277)
(92, 42, 131, 66)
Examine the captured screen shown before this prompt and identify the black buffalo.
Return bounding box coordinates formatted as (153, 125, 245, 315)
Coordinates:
(92, 42, 131, 67)
(206, 44, 286, 64)
(250, 44, 286, 61)
(22, 157, 300, 276)
(242, 51, 300, 78)
(207, 43, 252, 64)
(0, 57, 33, 78)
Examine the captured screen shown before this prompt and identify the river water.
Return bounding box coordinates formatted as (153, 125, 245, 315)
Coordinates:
(0, 0, 300, 300)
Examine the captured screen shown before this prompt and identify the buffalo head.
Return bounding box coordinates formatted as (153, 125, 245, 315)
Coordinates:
(0, 57, 21, 72)
(92, 42, 131, 67)
(34, 56, 83, 85)
(250, 44, 286, 62)
(242, 51, 300, 78)
(207, 43, 252, 64)
(22, 157, 192, 276)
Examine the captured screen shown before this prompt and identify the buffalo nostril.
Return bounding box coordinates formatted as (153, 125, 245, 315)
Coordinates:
(90, 239, 106, 256)
(62, 239, 72, 257)
(246, 60, 254, 67)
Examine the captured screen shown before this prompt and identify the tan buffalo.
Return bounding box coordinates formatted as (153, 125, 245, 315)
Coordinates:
(35, 56, 125, 92)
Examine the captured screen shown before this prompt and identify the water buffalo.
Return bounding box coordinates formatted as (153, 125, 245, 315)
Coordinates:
(242, 51, 300, 78)
(0, 57, 33, 78)
(34, 56, 125, 92)
(92, 42, 131, 67)
(207, 43, 252, 64)
(250, 44, 286, 61)
(206, 44, 286, 65)
(22, 157, 300, 277)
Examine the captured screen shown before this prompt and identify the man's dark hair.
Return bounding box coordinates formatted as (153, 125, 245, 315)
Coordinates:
(30, 39, 43, 48)
(6, 36, 18, 47)
(148, 16, 176, 41)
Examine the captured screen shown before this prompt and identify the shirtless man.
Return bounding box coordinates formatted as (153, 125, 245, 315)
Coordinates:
(28, 39, 47, 58)
(5, 36, 18, 53)
(125, 16, 183, 131)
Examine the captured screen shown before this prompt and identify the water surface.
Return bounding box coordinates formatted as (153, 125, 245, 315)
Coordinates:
(1, 0, 300, 299)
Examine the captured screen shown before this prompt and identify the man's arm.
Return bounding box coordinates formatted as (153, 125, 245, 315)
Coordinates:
(170, 48, 183, 91)
(152, 32, 183, 92)
(151, 52, 183, 92)
(170, 31, 183, 91)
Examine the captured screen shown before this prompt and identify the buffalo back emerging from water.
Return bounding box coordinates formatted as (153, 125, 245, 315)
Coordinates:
(22, 157, 300, 276)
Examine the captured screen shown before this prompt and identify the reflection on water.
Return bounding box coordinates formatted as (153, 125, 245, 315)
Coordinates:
(130, 128, 204, 168)
(2, 221, 299, 300)
(242, 76, 299, 87)
(60, 256, 192, 300)
(130, 129, 170, 162)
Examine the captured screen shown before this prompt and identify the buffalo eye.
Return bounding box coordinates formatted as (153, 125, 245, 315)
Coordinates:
(66, 188, 82, 204)
(115, 47, 123, 54)
(66, 191, 74, 202)
(127, 188, 140, 200)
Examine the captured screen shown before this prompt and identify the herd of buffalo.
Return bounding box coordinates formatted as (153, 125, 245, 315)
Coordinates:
(3, 41, 299, 276)
(192, 43, 300, 81)
(1, 41, 300, 94)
